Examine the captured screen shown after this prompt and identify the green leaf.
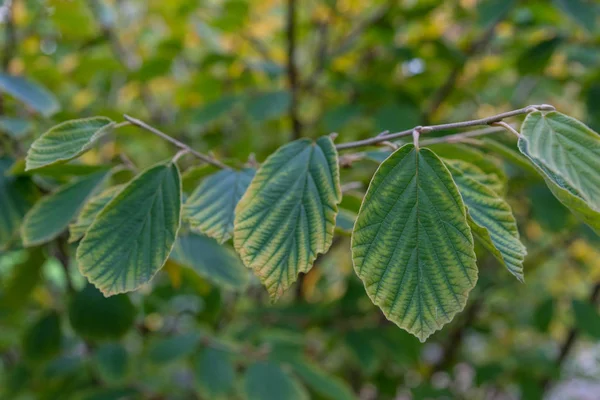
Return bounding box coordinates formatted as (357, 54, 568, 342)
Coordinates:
(68, 285, 136, 340)
(193, 95, 240, 126)
(572, 299, 600, 339)
(234, 137, 342, 300)
(0, 74, 60, 116)
(0, 248, 46, 310)
(0, 117, 32, 138)
(245, 91, 291, 123)
(243, 361, 309, 400)
(68, 185, 124, 243)
(25, 117, 115, 171)
(352, 144, 477, 342)
(183, 168, 255, 243)
(171, 233, 249, 290)
(518, 111, 600, 234)
(446, 159, 526, 281)
(0, 158, 38, 249)
(336, 208, 357, 235)
(22, 312, 62, 362)
(477, 0, 516, 27)
(194, 347, 235, 399)
(94, 343, 129, 383)
(77, 162, 181, 296)
(553, 0, 598, 33)
(290, 359, 357, 400)
(443, 157, 504, 195)
(427, 143, 507, 193)
(21, 170, 109, 246)
(148, 333, 200, 364)
(480, 138, 540, 176)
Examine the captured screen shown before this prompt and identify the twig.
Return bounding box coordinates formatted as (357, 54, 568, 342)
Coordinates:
(423, 6, 513, 122)
(335, 104, 555, 150)
(0, 0, 16, 115)
(491, 121, 521, 138)
(542, 282, 600, 391)
(287, 0, 302, 139)
(420, 126, 504, 146)
(123, 115, 229, 169)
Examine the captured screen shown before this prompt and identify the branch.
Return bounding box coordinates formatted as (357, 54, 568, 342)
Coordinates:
(335, 104, 554, 150)
(539, 282, 600, 393)
(286, 0, 302, 139)
(122, 115, 229, 169)
(0, 0, 16, 115)
(423, 8, 512, 122)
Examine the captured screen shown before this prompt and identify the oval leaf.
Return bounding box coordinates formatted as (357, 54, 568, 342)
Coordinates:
(21, 170, 109, 246)
(290, 359, 357, 400)
(446, 159, 526, 282)
(77, 162, 181, 296)
(243, 361, 309, 400)
(183, 168, 255, 243)
(352, 144, 477, 342)
(0, 157, 38, 249)
(68, 285, 136, 340)
(0, 73, 60, 116)
(170, 233, 249, 290)
(68, 185, 124, 243)
(518, 111, 600, 234)
(26, 117, 115, 171)
(194, 347, 236, 399)
(234, 137, 342, 300)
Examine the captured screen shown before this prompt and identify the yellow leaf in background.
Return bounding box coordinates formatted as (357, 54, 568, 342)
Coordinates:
(163, 260, 182, 289)
(73, 89, 94, 111)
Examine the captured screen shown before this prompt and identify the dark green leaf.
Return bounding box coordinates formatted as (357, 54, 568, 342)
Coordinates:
(194, 347, 235, 399)
(572, 299, 600, 339)
(352, 144, 477, 341)
(0, 74, 60, 116)
(243, 361, 309, 400)
(22, 312, 62, 362)
(148, 333, 200, 364)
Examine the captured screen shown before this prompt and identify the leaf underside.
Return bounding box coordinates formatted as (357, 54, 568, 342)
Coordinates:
(518, 111, 600, 234)
(234, 137, 341, 300)
(22, 170, 109, 246)
(352, 144, 478, 342)
(77, 162, 181, 296)
(183, 168, 255, 243)
(446, 159, 526, 281)
(26, 117, 115, 171)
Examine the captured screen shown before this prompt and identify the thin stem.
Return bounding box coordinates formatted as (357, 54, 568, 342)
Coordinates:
(286, 0, 301, 139)
(491, 121, 521, 138)
(114, 121, 131, 129)
(335, 104, 555, 150)
(420, 126, 504, 146)
(123, 115, 229, 169)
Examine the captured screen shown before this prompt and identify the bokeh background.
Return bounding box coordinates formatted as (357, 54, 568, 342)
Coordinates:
(1, 0, 600, 399)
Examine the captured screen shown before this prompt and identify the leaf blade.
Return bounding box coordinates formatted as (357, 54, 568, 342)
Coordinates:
(183, 168, 255, 243)
(0, 74, 60, 116)
(77, 162, 181, 296)
(26, 117, 115, 171)
(352, 144, 477, 342)
(234, 137, 341, 300)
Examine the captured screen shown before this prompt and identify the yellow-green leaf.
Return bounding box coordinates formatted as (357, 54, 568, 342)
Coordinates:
(352, 144, 477, 342)
(446, 159, 526, 281)
(77, 162, 181, 296)
(26, 117, 115, 171)
(234, 137, 341, 300)
(68, 185, 124, 243)
(21, 170, 109, 246)
(518, 111, 600, 234)
(183, 168, 255, 243)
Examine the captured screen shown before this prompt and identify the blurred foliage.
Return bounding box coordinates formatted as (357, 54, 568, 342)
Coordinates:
(1, 0, 600, 399)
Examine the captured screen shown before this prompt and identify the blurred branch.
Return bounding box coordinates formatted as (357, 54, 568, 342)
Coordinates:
(123, 115, 229, 169)
(303, 1, 392, 91)
(423, 10, 513, 123)
(286, 0, 302, 139)
(87, 0, 168, 124)
(0, 0, 16, 115)
(542, 282, 600, 391)
(336, 104, 554, 150)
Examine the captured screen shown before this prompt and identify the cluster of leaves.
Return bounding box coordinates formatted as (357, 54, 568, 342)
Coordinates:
(3, 0, 600, 399)
(5, 105, 597, 345)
